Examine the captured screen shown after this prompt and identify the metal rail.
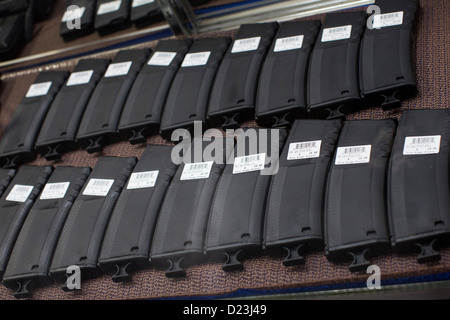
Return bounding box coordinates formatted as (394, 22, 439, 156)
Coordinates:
(197, 0, 374, 33)
(229, 280, 450, 300)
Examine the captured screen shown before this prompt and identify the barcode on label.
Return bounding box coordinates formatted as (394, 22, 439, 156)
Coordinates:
(82, 178, 114, 196)
(321, 25, 352, 42)
(231, 37, 261, 53)
(6, 184, 34, 202)
(40, 182, 70, 200)
(192, 163, 207, 169)
(373, 11, 403, 28)
(181, 52, 211, 67)
(132, 0, 154, 7)
(335, 145, 371, 165)
(180, 161, 214, 180)
(403, 135, 441, 155)
(97, 0, 122, 15)
(412, 137, 435, 144)
(344, 146, 366, 154)
(127, 170, 159, 189)
(148, 51, 177, 66)
(274, 35, 304, 52)
(297, 142, 314, 149)
(66, 70, 94, 86)
(26, 82, 52, 98)
(104, 61, 132, 77)
(287, 140, 322, 160)
(61, 6, 85, 22)
(233, 153, 266, 174)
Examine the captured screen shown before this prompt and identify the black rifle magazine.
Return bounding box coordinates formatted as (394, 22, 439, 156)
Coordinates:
(0, 169, 16, 198)
(208, 23, 279, 129)
(307, 12, 366, 119)
(131, 0, 164, 28)
(205, 128, 287, 272)
(0, 165, 53, 280)
(0, 13, 25, 61)
(60, 0, 96, 41)
(3, 166, 90, 299)
(151, 138, 231, 278)
(159, 37, 231, 138)
(36, 59, 110, 160)
(264, 120, 342, 266)
(94, 0, 131, 36)
(119, 39, 192, 144)
(31, 0, 57, 22)
(50, 157, 136, 287)
(0, 0, 28, 15)
(360, 0, 420, 111)
(325, 119, 396, 272)
(0, 71, 68, 168)
(98, 146, 178, 283)
(76, 49, 150, 153)
(388, 109, 450, 263)
(256, 20, 321, 128)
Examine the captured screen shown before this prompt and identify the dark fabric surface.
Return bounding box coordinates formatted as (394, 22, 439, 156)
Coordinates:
(0, 0, 448, 299)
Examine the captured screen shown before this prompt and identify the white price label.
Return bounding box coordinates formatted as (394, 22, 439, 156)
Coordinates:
(97, 0, 122, 15)
(321, 25, 352, 42)
(6, 185, 34, 202)
(287, 140, 322, 160)
(26, 82, 52, 98)
(231, 36, 261, 53)
(40, 182, 70, 200)
(82, 179, 114, 196)
(180, 161, 214, 181)
(127, 170, 159, 189)
(274, 35, 304, 52)
(403, 135, 441, 155)
(181, 52, 211, 67)
(148, 51, 177, 66)
(66, 70, 94, 86)
(373, 11, 404, 28)
(62, 6, 85, 23)
(335, 145, 372, 165)
(233, 153, 266, 174)
(132, 0, 154, 7)
(104, 61, 132, 77)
